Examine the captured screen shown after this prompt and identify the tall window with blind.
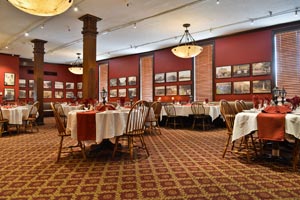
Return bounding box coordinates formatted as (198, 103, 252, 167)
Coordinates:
(274, 29, 300, 97)
(140, 55, 153, 101)
(98, 63, 108, 100)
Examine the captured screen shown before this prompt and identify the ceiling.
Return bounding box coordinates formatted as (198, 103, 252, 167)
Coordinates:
(0, 0, 299, 65)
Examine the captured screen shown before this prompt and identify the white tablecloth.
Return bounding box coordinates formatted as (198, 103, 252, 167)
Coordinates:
(161, 105, 221, 121)
(2, 106, 30, 124)
(62, 104, 83, 115)
(66, 110, 129, 143)
(232, 112, 300, 141)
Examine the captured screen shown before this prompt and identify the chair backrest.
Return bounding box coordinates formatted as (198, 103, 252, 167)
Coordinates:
(164, 103, 176, 117)
(151, 101, 162, 119)
(29, 101, 40, 118)
(234, 100, 244, 113)
(125, 100, 150, 135)
(50, 102, 67, 135)
(219, 99, 236, 133)
(239, 100, 249, 110)
(54, 103, 66, 117)
(191, 101, 207, 115)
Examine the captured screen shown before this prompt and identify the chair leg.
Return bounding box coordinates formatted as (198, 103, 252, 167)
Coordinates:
(293, 139, 300, 171)
(112, 136, 120, 159)
(78, 141, 86, 160)
(139, 135, 150, 157)
(222, 134, 232, 158)
(192, 118, 196, 129)
(56, 136, 64, 162)
(129, 136, 134, 160)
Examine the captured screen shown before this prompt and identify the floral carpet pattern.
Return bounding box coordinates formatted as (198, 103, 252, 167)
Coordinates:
(0, 118, 300, 200)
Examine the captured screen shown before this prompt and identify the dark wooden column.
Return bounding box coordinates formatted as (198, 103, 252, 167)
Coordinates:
(79, 14, 102, 99)
(31, 39, 47, 125)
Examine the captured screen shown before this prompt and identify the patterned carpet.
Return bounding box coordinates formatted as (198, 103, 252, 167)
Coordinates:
(1, 117, 300, 200)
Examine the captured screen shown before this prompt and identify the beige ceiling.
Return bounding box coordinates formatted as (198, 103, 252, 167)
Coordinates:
(0, 0, 299, 64)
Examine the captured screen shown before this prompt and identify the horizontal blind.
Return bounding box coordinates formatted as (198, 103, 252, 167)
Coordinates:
(275, 30, 300, 97)
(140, 55, 153, 101)
(99, 63, 108, 96)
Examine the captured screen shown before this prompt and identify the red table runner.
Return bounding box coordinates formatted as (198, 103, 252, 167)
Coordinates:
(257, 113, 285, 141)
(77, 111, 97, 141)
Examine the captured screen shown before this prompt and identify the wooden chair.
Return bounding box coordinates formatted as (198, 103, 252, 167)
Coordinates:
(164, 103, 183, 129)
(145, 101, 162, 134)
(23, 101, 39, 132)
(0, 107, 9, 137)
(240, 100, 250, 110)
(53, 103, 67, 127)
(191, 101, 211, 130)
(234, 100, 244, 113)
(112, 100, 150, 160)
(220, 99, 257, 162)
(51, 102, 86, 162)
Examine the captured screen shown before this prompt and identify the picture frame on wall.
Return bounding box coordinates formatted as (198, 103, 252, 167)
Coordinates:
(29, 90, 34, 98)
(166, 72, 177, 82)
(154, 73, 165, 83)
(128, 76, 137, 86)
(43, 80, 52, 89)
(66, 91, 74, 98)
(4, 73, 15, 86)
(128, 88, 137, 97)
(179, 85, 192, 95)
(166, 85, 177, 96)
(29, 80, 34, 88)
(233, 81, 250, 94)
(77, 82, 82, 89)
(178, 70, 191, 81)
(216, 82, 232, 94)
(216, 66, 231, 78)
(110, 78, 117, 87)
(55, 91, 64, 98)
(77, 91, 83, 98)
(252, 80, 272, 93)
(66, 82, 74, 89)
(118, 77, 127, 86)
(55, 81, 64, 89)
(232, 64, 250, 77)
(118, 88, 126, 97)
(19, 90, 26, 99)
(4, 88, 15, 100)
(110, 89, 117, 98)
(19, 79, 26, 88)
(155, 86, 165, 96)
(43, 91, 52, 98)
(252, 62, 271, 76)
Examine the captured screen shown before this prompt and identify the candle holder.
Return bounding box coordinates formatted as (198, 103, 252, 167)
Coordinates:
(272, 86, 280, 105)
(100, 87, 107, 105)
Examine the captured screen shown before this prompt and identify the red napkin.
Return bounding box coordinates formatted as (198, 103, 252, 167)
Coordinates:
(257, 113, 285, 141)
(95, 104, 116, 112)
(77, 111, 97, 141)
(263, 105, 291, 114)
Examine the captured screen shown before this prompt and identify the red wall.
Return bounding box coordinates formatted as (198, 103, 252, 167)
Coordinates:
(0, 54, 20, 103)
(214, 29, 273, 101)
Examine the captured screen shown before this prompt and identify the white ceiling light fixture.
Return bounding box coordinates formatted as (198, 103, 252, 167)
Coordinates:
(171, 23, 203, 59)
(7, 0, 73, 16)
(68, 53, 83, 75)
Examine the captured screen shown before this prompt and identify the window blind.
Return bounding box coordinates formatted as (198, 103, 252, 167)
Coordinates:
(140, 55, 153, 101)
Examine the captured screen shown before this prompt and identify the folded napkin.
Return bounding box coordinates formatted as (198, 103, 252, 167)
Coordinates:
(263, 105, 291, 114)
(257, 113, 285, 141)
(77, 111, 97, 141)
(95, 104, 116, 112)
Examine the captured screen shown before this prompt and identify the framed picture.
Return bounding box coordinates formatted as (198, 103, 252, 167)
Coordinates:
(4, 88, 15, 100)
(55, 81, 64, 89)
(128, 88, 137, 97)
(77, 91, 83, 98)
(77, 82, 82, 89)
(216, 66, 231, 78)
(154, 73, 165, 83)
(19, 79, 26, 88)
(29, 80, 34, 88)
(233, 64, 250, 77)
(55, 91, 64, 98)
(178, 70, 191, 81)
(118, 88, 126, 97)
(118, 77, 126, 86)
(19, 90, 26, 98)
(110, 78, 117, 87)
(66, 82, 74, 89)
(128, 76, 136, 86)
(110, 89, 117, 98)
(252, 62, 271, 76)
(179, 85, 192, 95)
(233, 81, 250, 94)
(253, 80, 272, 93)
(216, 82, 232, 94)
(4, 73, 15, 86)
(166, 72, 177, 82)
(43, 91, 52, 98)
(43, 80, 52, 89)
(155, 86, 165, 96)
(166, 85, 177, 96)
(29, 90, 34, 98)
(66, 91, 74, 98)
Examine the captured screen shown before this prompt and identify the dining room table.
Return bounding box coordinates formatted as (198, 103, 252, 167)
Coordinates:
(1, 105, 32, 125)
(61, 104, 83, 116)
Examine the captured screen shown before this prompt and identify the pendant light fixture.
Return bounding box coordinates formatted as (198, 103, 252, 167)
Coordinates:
(68, 53, 83, 75)
(171, 23, 203, 58)
(8, 0, 73, 17)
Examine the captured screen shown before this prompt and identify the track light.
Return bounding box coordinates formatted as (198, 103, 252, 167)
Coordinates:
(295, 8, 298, 16)
(216, 0, 220, 5)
